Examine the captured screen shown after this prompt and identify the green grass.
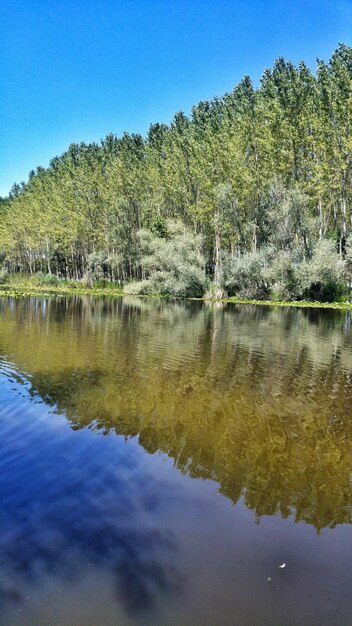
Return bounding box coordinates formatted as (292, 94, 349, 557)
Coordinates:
(201, 295, 352, 310)
(0, 275, 124, 298)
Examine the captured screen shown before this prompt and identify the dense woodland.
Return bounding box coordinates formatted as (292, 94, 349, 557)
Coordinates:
(1, 43, 352, 300)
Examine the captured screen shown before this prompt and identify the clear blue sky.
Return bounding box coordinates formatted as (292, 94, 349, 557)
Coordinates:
(1, 0, 351, 197)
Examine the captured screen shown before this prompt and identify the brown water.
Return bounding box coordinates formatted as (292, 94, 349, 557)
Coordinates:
(0, 296, 351, 625)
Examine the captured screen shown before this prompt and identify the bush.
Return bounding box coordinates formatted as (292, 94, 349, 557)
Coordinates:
(222, 248, 274, 299)
(86, 252, 111, 282)
(36, 273, 63, 287)
(0, 267, 8, 285)
(220, 242, 346, 303)
(204, 283, 227, 300)
(124, 222, 207, 298)
(266, 251, 300, 300)
(124, 280, 158, 296)
(297, 240, 345, 301)
(344, 234, 352, 290)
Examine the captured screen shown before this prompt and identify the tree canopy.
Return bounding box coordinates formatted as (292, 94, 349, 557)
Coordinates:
(1, 44, 352, 300)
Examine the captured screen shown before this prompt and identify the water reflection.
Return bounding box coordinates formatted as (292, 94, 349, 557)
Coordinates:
(1, 297, 351, 530)
(0, 296, 352, 625)
(0, 376, 181, 621)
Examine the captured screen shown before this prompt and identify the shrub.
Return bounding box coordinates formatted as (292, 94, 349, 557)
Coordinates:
(204, 283, 227, 300)
(297, 240, 345, 301)
(266, 251, 299, 300)
(86, 252, 111, 282)
(124, 222, 207, 298)
(0, 267, 8, 285)
(36, 273, 63, 287)
(123, 280, 155, 296)
(222, 248, 274, 299)
(344, 234, 352, 291)
(221, 242, 346, 303)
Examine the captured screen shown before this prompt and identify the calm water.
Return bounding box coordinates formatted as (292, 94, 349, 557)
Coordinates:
(0, 297, 352, 626)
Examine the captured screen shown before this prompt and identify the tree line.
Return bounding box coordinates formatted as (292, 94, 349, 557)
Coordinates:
(1, 43, 352, 300)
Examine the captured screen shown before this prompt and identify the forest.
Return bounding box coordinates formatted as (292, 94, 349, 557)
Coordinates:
(1, 43, 352, 302)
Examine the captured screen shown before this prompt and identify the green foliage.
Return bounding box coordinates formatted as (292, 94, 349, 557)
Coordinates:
(344, 234, 352, 286)
(298, 240, 345, 301)
(35, 273, 64, 287)
(221, 240, 346, 302)
(266, 250, 300, 300)
(222, 248, 273, 299)
(124, 222, 206, 297)
(0, 267, 8, 285)
(86, 252, 111, 283)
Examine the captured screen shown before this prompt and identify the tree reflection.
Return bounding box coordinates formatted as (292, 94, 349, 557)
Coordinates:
(0, 296, 352, 531)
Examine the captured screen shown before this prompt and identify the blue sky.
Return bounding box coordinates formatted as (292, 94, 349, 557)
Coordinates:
(1, 0, 351, 197)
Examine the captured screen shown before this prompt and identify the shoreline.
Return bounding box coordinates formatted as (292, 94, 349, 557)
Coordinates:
(1, 283, 352, 311)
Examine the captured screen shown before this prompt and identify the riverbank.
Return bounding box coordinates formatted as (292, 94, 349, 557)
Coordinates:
(0, 275, 123, 298)
(216, 296, 352, 310)
(0, 283, 124, 299)
(0, 278, 352, 310)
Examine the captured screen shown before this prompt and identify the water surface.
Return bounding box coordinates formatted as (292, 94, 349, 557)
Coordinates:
(0, 296, 352, 625)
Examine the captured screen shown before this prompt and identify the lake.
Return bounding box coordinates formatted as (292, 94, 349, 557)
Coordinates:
(0, 296, 351, 626)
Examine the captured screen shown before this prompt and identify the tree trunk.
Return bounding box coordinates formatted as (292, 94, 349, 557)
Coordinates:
(28, 250, 33, 275)
(252, 223, 257, 253)
(46, 239, 51, 274)
(340, 175, 347, 255)
(214, 229, 221, 286)
(318, 200, 323, 240)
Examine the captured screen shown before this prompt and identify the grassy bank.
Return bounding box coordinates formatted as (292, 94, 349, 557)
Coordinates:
(1, 275, 352, 310)
(209, 296, 352, 310)
(0, 275, 124, 299)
